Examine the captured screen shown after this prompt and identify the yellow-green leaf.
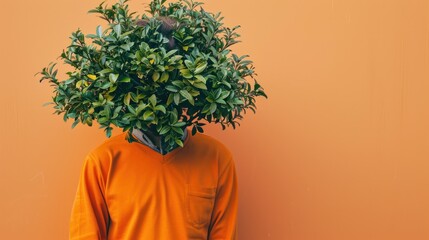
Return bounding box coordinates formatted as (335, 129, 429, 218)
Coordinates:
(175, 138, 184, 147)
(87, 74, 97, 80)
(194, 61, 207, 74)
(193, 82, 207, 90)
(148, 94, 157, 106)
(152, 71, 160, 82)
(76, 80, 83, 88)
(179, 69, 193, 79)
(194, 75, 206, 83)
(124, 92, 131, 106)
(143, 110, 154, 121)
(160, 72, 169, 82)
(165, 94, 173, 106)
(136, 103, 148, 115)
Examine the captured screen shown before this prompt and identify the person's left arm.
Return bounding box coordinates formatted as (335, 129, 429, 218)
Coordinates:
(207, 155, 239, 239)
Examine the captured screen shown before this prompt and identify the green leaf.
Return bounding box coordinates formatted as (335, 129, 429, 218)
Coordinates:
(175, 138, 184, 147)
(171, 121, 186, 127)
(119, 76, 131, 82)
(98, 68, 113, 75)
(96, 25, 103, 37)
(120, 42, 134, 51)
(109, 73, 119, 82)
(184, 59, 193, 69)
(71, 119, 80, 129)
(130, 92, 138, 103)
(113, 24, 121, 36)
(173, 93, 180, 105)
(221, 68, 227, 79)
(197, 126, 204, 133)
(154, 105, 166, 114)
(143, 110, 154, 121)
(201, 103, 211, 113)
(64, 79, 75, 85)
(100, 82, 111, 89)
(170, 109, 178, 123)
(159, 125, 171, 135)
(42, 101, 54, 107)
(98, 117, 109, 124)
(215, 88, 222, 99)
(172, 127, 184, 135)
(221, 81, 231, 88)
(105, 126, 112, 138)
(209, 102, 217, 114)
(105, 36, 116, 42)
(219, 90, 230, 99)
(240, 60, 253, 66)
(165, 85, 178, 92)
(193, 82, 207, 90)
(233, 98, 244, 104)
(208, 56, 217, 64)
(127, 104, 136, 115)
(112, 106, 122, 119)
(120, 30, 134, 38)
(86, 34, 99, 39)
(179, 89, 194, 105)
(148, 94, 157, 106)
(139, 42, 150, 51)
(167, 93, 174, 106)
(136, 103, 148, 115)
(194, 61, 207, 74)
(216, 99, 226, 104)
(165, 49, 178, 58)
(169, 55, 183, 63)
(172, 80, 185, 88)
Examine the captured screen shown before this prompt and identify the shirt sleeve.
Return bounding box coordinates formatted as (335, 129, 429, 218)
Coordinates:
(208, 155, 239, 240)
(69, 153, 110, 240)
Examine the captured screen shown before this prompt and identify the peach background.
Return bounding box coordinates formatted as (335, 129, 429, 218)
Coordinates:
(1, 0, 428, 239)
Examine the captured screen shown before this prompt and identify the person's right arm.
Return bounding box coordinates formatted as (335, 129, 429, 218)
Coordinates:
(69, 153, 110, 240)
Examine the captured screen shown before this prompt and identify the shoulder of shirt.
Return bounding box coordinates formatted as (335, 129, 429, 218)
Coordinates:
(84, 130, 134, 164)
(192, 131, 234, 162)
(193, 132, 236, 179)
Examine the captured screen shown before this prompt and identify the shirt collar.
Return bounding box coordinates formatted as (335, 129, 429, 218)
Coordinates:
(131, 127, 188, 154)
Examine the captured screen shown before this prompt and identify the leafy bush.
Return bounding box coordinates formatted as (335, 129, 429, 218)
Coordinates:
(35, 0, 267, 152)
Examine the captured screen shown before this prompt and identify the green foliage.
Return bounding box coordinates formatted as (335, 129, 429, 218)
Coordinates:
(35, 0, 267, 152)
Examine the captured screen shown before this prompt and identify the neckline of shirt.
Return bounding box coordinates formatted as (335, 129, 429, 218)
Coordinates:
(131, 127, 188, 154)
(128, 127, 192, 164)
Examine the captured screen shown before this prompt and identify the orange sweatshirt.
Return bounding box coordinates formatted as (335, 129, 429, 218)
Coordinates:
(69, 127, 238, 240)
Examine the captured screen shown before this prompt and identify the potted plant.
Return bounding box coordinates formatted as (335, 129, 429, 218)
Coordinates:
(35, 0, 267, 153)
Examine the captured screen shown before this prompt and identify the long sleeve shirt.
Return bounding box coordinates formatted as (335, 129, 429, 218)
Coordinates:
(69, 127, 238, 239)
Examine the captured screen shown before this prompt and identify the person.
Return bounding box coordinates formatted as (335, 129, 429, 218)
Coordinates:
(69, 16, 238, 240)
(69, 125, 238, 240)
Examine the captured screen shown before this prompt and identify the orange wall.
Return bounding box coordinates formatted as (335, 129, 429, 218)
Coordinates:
(1, 0, 428, 239)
